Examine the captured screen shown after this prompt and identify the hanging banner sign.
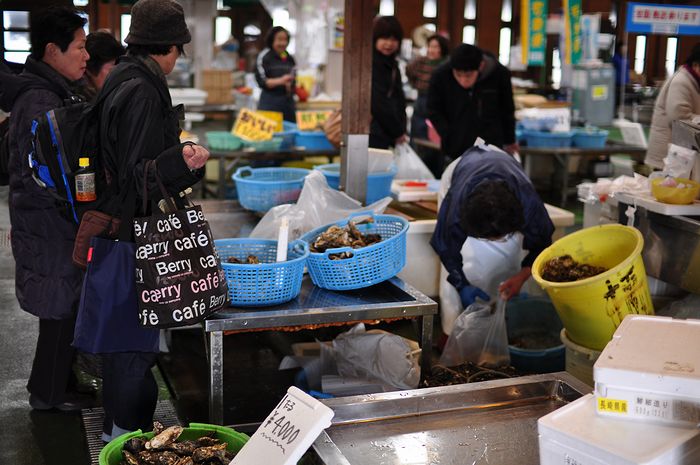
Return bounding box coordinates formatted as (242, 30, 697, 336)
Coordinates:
(232, 108, 277, 141)
(625, 3, 700, 36)
(563, 0, 582, 65)
(521, 0, 548, 66)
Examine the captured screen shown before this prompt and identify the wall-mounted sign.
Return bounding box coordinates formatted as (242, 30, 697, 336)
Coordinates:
(626, 3, 700, 36)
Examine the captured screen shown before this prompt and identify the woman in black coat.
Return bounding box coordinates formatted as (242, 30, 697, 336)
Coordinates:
(370, 16, 407, 150)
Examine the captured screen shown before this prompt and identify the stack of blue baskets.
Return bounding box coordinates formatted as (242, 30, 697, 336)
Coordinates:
(233, 166, 310, 213)
(300, 213, 408, 290)
(215, 239, 309, 306)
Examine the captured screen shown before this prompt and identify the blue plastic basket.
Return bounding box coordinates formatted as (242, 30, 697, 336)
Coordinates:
(523, 130, 573, 148)
(215, 239, 309, 307)
(315, 163, 397, 204)
(294, 131, 335, 151)
(275, 121, 297, 150)
(299, 213, 408, 290)
(233, 166, 310, 212)
(572, 128, 609, 148)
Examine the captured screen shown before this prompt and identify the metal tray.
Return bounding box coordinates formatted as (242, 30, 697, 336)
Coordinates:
(311, 372, 590, 465)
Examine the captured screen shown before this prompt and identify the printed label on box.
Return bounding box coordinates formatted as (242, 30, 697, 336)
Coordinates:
(597, 397, 628, 414)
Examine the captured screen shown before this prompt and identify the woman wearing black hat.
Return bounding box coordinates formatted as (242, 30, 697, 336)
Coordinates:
(255, 26, 297, 122)
(370, 16, 407, 149)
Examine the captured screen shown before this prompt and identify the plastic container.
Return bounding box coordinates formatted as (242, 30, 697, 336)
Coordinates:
(593, 315, 700, 427)
(650, 177, 700, 205)
(243, 137, 284, 151)
(233, 166, 309, 212)
(523, 130, 573, 148)
(315, 163, 397, 204)
(573, 128, 609, 148)
(216, 239, 309, 306)
(532, 224, 654, 351)
(561, 328, 600, 387)
(295, 130, 335, 151)
(538, 394, 700, 465)
(300, 213, 408, 290)
(275, 121, 297, 150)
(206, 131, 244, 151)
(99, 423, 249, 465)
(506, 298, 565, 374)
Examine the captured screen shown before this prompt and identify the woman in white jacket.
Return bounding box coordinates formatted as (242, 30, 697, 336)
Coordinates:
(645, 43, 700, 170)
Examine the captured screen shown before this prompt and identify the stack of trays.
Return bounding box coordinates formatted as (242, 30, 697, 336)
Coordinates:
(538, 316, 700, 465)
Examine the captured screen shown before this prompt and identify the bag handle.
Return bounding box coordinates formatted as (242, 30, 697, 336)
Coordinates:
(142, 159, 178, 213)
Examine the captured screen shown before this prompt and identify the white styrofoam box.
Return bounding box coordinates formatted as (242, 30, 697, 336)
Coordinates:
(544, 203, 575, 241)
(594, 315, 700, 427)
(397, 220, 440, 298)
(539, 394, 700, 465)
(169, 88, 208, 107)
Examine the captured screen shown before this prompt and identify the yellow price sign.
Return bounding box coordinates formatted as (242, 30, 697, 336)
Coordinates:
(296, 111, 332, 131)
(232, 108, 277, 141)
(597, 397, 628, 414)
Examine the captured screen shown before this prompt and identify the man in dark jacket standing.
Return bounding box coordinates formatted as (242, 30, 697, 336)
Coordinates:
(97, 0, 208, 441)
(0, 7, 93, 411)
(427, 44, 517, 164)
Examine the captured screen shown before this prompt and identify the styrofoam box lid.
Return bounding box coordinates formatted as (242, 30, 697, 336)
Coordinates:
(594, 316, 700, 398)
(538, 394, 700, 464)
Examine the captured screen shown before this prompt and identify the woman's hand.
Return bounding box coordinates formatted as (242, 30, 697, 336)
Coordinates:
(183, 144, 209, 170)
(499, 267, 532, 301)
(395, 134, 408, 145)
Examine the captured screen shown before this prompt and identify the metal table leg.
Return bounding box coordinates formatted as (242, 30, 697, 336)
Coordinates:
(561, 154, 570, 207)
(217, 154, 225, 199)
(209, 330, 224, 424)
(420, 315, 434, 381)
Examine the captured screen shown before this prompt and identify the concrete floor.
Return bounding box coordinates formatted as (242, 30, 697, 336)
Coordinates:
(0, 187, 91, 465)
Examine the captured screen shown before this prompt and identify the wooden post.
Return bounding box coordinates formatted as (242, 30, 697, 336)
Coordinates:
(340, 0, 374, 203)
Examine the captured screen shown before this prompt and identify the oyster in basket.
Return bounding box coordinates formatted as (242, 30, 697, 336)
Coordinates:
(311, 221, 383, 259)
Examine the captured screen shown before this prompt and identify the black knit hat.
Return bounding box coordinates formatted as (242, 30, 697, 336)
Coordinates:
(125, 0, 191, 46)
(450, 44, 483, 71)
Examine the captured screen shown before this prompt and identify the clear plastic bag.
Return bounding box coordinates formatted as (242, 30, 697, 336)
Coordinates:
(394, 142, 435, 180)
(439, 299, 511, 368)
(250, 170, 391, 240)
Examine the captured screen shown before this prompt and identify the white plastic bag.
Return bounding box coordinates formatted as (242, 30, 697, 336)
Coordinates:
(331, 324, 420, 390)
(250, 170, 391, 240)
(394, 143, 435, 180)
(439, 299, 511, 368)
(663, 144, 697, 179)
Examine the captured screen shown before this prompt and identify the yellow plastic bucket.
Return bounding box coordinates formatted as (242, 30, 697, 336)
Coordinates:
(532, 225, 654, 351)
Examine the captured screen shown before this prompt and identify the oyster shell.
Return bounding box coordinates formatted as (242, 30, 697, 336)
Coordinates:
(146, 426, 184, 449)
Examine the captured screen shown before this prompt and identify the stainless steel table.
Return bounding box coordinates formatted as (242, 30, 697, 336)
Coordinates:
(203, 276, 438, 424)
(312, 372, 590, 465)
(520, 142, 647, 207)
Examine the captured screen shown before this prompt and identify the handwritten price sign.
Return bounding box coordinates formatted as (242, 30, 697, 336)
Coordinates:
(230, 386, 334, 465)
(295, 111, 332, 131)
(232, 108, 277, 141)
